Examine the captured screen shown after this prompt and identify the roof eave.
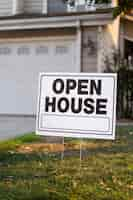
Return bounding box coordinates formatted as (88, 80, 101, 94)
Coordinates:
(0, 11, 113, 31)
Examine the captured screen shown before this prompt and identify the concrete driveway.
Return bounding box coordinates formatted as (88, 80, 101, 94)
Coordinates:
(0, 116, 36, 141)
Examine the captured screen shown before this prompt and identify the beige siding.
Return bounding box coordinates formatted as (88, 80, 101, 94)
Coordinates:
(0, 0, 47, 16)
(24, 0, 47, 13)
(15, 0, 24, 14)
(82, 27, 98, 72)
(0, 0, 13, 16)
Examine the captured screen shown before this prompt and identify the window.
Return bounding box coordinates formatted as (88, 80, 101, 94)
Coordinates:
(17, 46, 30, 55)
(0, 47, 11, 55)
(55, 46, 68, 54)
(36, 46, 48, 55)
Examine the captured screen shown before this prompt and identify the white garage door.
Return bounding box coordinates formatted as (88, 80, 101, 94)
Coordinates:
(0, 37, 78, 115)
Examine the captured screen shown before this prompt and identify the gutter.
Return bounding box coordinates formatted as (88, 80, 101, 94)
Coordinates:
(0, 12, 113, 31)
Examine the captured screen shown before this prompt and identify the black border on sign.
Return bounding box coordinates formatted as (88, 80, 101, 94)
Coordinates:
(37, 74, 116, 137)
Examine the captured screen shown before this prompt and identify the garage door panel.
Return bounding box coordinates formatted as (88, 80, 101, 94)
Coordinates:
(0, 38, 77, 114)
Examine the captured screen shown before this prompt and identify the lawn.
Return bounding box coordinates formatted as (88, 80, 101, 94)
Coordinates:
(0, 126, 133, 200)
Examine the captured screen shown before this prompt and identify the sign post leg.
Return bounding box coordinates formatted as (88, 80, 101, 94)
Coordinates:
(61, 137, 65, 160)
(80, 140, 82, 168)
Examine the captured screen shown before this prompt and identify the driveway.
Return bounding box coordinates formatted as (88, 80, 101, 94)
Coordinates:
(0, 116, 36, 141)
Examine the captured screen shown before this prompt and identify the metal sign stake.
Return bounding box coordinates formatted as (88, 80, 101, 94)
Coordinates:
(61, 137, 65, 160)
(80, 140, 82, 168)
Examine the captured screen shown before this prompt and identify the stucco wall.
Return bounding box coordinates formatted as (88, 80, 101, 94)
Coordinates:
(97, 17, 120, 72)
(82, 27, 98, 72)
(81, 23, 119, 73)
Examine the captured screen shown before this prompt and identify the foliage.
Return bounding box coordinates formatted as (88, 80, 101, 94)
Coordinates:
(104, 50, 133, 119)
(95, 0, 111, 3)
(64, 0, 111, 4)
(113, 0, 133, 18)
(117, 68, 133, 119)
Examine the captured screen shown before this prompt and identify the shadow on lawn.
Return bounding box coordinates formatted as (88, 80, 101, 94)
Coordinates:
(0, 134, 133, 200)
(0, 138, 133, 165)
(0, 126, 133, 165)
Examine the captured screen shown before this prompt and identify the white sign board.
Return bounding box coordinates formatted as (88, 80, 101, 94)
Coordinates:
(36, 73, 117, 140)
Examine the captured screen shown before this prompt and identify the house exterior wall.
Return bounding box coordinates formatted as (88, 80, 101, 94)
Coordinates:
(48, 0, 66, 14)
(24, 0, 44, 13)
(96, 17, 120, 72)
(0, 26, 113, 74)
(82, 27, 98, 72)
(0, 25, 111, 76)
(0, 0, 13, 16)
(11, 0, 24, 15)
(0, 0, 115, 116)
(0, 0, 48, 15)
(0, 0, 114, 16)
(0, 28, 78, 115)
(0, 25, 113, 116)
(100, 25, 117, 71)
(15, 0, 24, 14)
(0, 1, 117, 140)
(119, 16, 133, 58)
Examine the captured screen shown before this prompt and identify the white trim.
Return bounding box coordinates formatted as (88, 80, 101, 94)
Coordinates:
(81, 19, 112, 26)
(12, 0, 17, 15)
(0, 13, 112, 25)
(97, 26, 103, 73)
(42, 0, 48, 14)
(120, 22, 125, 57)
(0, 13, 113, 31)
(12, 0, 24, 15)
(0, 20, 79, 31)
(0, 21, 79, 31)
(76, 23, 82, 72)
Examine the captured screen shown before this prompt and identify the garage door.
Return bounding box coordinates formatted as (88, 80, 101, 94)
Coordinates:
(0, 37, 78, 115)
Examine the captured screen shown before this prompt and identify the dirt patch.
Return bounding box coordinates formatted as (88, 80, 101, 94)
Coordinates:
(17, 142, 112, 153)
(17, 143, 64, 153)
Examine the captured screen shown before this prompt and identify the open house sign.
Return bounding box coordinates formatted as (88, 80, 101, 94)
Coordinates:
(36, 73, 117, 140)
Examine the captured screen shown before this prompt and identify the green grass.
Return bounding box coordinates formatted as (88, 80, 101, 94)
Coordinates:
(0, 126, 133, 200)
